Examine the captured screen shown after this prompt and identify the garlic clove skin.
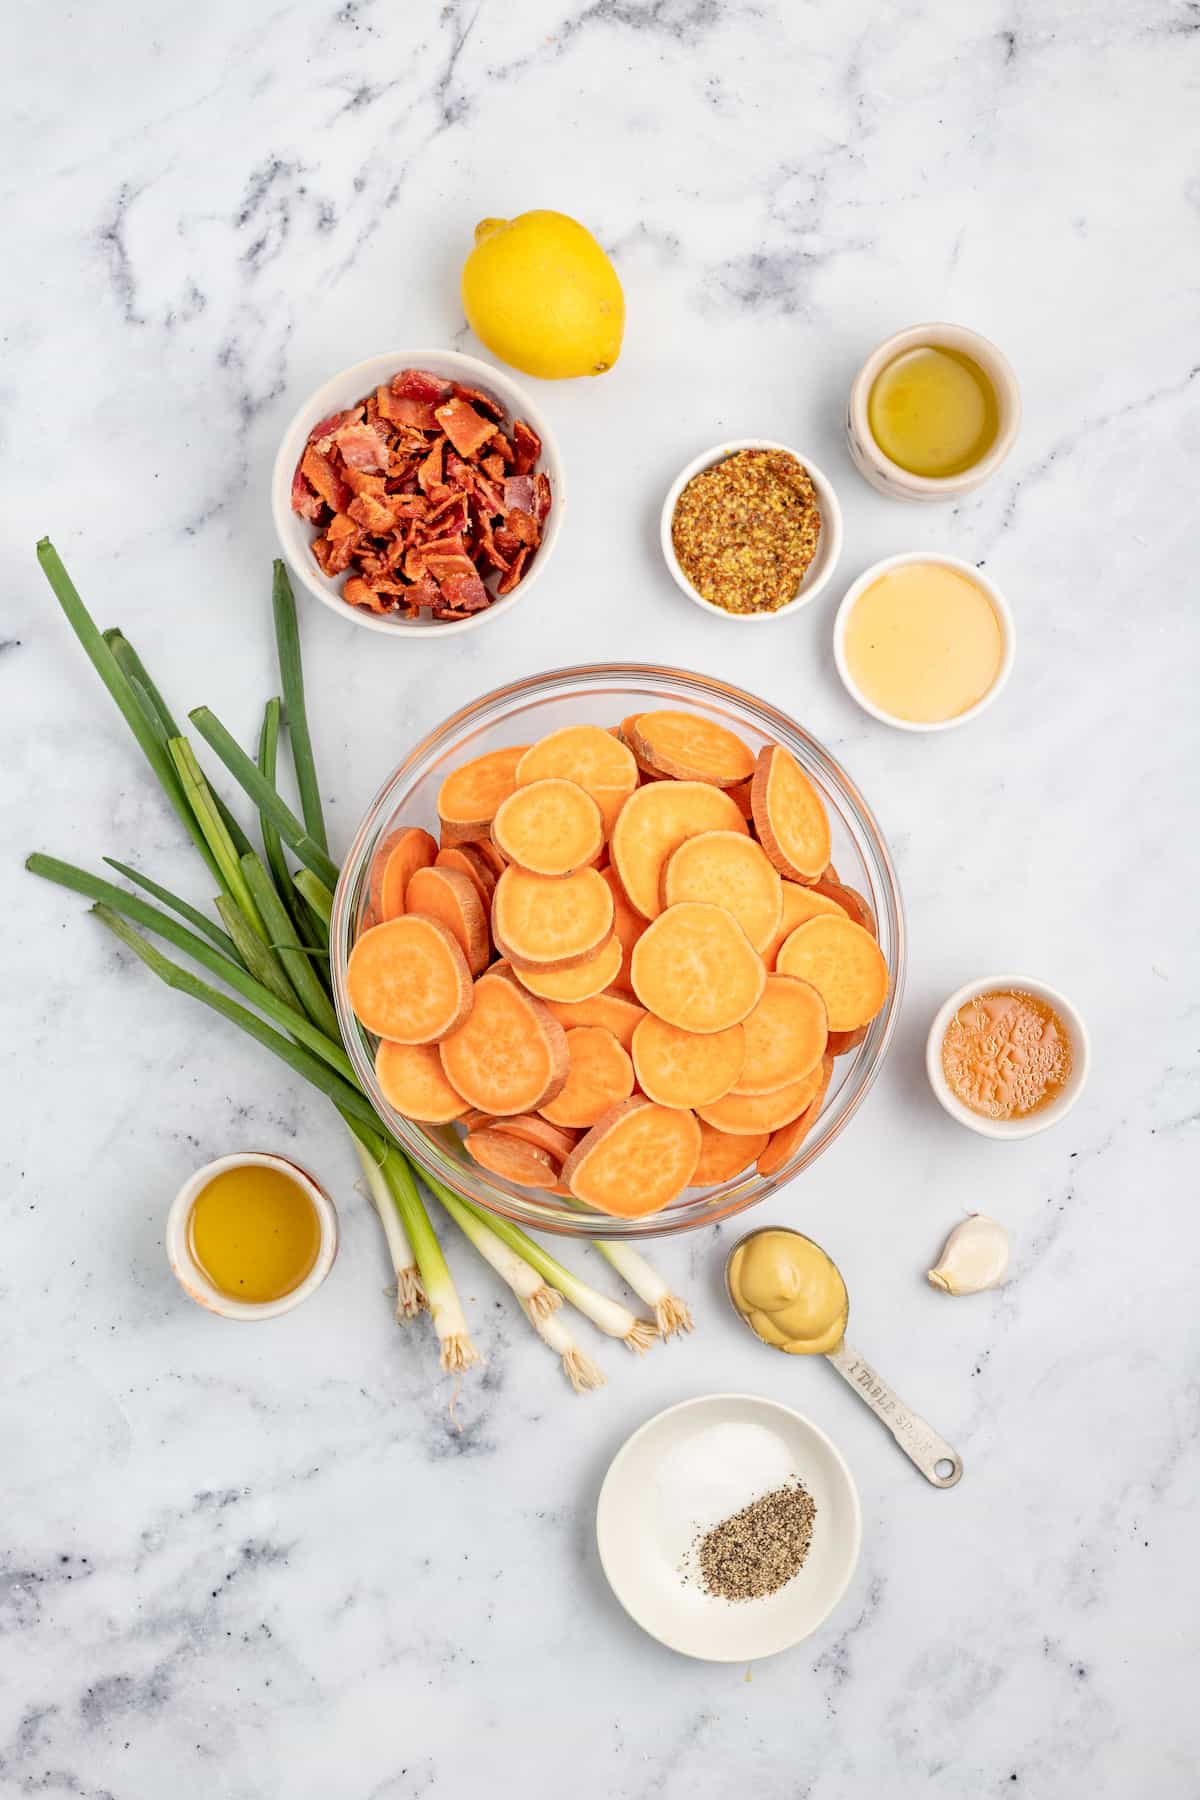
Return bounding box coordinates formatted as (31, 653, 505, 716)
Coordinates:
(927, 1214, 1010, 1295)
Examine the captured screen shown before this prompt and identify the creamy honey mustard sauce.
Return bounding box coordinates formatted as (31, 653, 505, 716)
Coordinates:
(727, 1228, 849, 1355)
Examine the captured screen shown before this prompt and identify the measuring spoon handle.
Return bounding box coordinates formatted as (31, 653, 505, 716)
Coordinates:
(826, 1339, 963, 1487)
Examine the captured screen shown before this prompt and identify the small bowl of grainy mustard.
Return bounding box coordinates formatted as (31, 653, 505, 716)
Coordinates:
(661, 440, 842, 622)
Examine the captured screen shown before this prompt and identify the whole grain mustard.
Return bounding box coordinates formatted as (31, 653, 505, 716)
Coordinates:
(671, 449, 822, 614)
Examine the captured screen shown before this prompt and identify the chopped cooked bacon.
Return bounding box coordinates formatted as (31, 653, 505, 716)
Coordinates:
(435, 397, 498, 460)
(294, 366, 549, 622)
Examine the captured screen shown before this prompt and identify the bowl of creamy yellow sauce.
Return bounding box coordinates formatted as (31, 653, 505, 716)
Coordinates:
(833, 552, 1015, 733)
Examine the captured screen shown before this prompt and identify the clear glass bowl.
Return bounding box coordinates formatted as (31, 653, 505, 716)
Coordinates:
(331, 665, 905, 1239)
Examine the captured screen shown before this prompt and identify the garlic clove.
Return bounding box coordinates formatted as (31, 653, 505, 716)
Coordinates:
(927, 1213, 1010, 1295)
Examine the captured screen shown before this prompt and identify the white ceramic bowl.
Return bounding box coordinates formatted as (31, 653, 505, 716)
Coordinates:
(846, 322, 1021, 501)
(833, 551, 1015, 733)
(166, 1152, 339, 1319)
(596, 1394, 861, 1661)
(271, 348, 564, 637)
(660, 439, 842, 621)
(925, 976, 1090, 1140)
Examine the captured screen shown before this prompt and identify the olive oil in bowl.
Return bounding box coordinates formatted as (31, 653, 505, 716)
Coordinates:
(867, 346, 999, 479)
(167, 1153, 337, 1318)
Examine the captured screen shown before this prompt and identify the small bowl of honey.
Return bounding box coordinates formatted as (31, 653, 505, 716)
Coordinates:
(167, 1152, 338, 1320)
(926, 978, 1090, 1140)
(846, 324, 1020, 501)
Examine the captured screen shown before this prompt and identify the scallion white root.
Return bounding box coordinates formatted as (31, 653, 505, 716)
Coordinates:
(522, 1299, 606, 1393)
(445, 1189, 659, 1353)
(376, 1145, 480, 1372)
(432, 1182, 562, 1322)
(593, 1241, 694, 1339)
(352, 1136, 426, 1320)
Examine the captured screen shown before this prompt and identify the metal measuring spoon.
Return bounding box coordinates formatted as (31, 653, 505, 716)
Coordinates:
(724, 1226, 963, 1489)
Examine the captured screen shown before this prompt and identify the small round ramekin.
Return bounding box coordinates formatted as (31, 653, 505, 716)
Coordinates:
(272, 347, 564, 638)
(926, 977, 1090, 1140)
(833, 551, 1015, 733)
(166, 1152, 338, 1320)
(660, 439, 843, 621)
(846, 324, 1020, 501)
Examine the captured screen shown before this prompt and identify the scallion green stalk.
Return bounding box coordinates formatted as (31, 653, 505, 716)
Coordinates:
(188, 705, 340, 890)
(102, 857, 237, 957)
(431, 1182, 561, 1320)
(169, 737, 265, 937)
(352, 1136, 426, 1320)
(240, 853, 340, 1039)
(272, 562, 329, 853)
(293, 869, 334, 926)
(215, 896, 301, 1010)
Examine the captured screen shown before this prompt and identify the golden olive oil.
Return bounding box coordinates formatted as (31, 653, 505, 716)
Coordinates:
(867, 345, 999, 478)
(189, 1164, 320, 1303)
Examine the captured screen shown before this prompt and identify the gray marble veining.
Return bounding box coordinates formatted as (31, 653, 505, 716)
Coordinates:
(2, 0, 1198, 1794)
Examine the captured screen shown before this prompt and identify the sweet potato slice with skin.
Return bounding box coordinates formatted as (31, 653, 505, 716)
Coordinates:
(563, 1097, 702, 1218)
(600, 864, 646, 988)
(435, 844, 496, 911)
(542, 991, 646, 1051)
(813, 876, 877, 937)
(405, 865, 490, 975)
(375, 1040, 468, 1123)
(776, 916, 889, 1033)
(763, 881, 848, 967)
(751, 745, 832, 883)
(491, 778, 604, 877)
(489, 1115, 578, 1163)
(733, 974, 828, 1095)
(827, 1024, 869, 1056)
(347, 915, 472, 1044)
(611, 780, 748, 920)
(469, 839, 508, 881)
(369, 825, 437, 922)
(662, 830, 783, 954)
(540, 1026, 635, 1129)
(492, 865, 614, 969)
(757, 1055, 834, 1176)
(631, 901, 765, 1034)
(465, 1129, 560, 1190)
(697, 1061, 825, 1135)
(511, 934, 623, 1003)
(632, 711, 756, 787)
(631, 1015, 746, 1110)
(439, 968, 568, 1114)
(692, 1121, 769, 1186)
(516, 725, 638, 825)
(437, 746, 528, 840)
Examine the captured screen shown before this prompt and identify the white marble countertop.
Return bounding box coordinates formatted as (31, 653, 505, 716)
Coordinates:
(3, 2, 1198, 1794)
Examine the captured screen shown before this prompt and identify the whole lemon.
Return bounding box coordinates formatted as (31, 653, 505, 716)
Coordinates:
(462, 210, 624, 379)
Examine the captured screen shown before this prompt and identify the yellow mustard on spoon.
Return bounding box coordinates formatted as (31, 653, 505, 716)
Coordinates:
(725, 1227, 963, 1488)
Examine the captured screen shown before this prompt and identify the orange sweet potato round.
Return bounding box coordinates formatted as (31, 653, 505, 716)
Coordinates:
(540, 1026, 635, 1128)
(600, 864, 646, 988)
(491, 777, 605, 877)
(631, 1014, 746, 1109)
(696, 1060, 825, 1135)
(662, 830, 783, 954)
(491, 865, 614, 969)
(631, 711, 756, 787)
(611, 781, 748, 920)
(630, 901, 765, 1033)
(516, 725, 638, 834)
(775, 915, 889, 1032)
(512, 934, 623, 1003)
(434, 844, 497, 911)
(375, 1039, 468, 1122)
(437, 746, 528, 841)
(812, 876, 877, 937)
(489, 1115, 578, 1163)
(733, 974, 827, 1095)
(347, 915, 473, 1044)
(562, 1098, 702, 1217)
(751, 744, 832, 883)
(756, 1054, 834, 1175)
(691, 1120, 769, 1186)
(542, 991, 646, 1051)
(465, 1129, 561, 1190)
(405, 864, 491, 976)
(438, 968, 568, 1115)
(369, 825, 438, 922)
(762, 880, 849, 967)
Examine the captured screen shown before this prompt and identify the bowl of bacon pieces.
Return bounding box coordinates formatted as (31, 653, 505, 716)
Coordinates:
(273, 349, 562, 636)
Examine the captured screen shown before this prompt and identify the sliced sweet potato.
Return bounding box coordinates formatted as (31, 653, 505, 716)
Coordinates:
(562, 1097, 702, 1217)
(369, 825, 437, 922)
(697, 1061, 824, 1135)
(469, 839, 509, 882)
(437, 746, 528, 842)
(465, 1129, 560, 1190)
(491, 865, 613, 969)
(490, 1115, 578, 1163)
(763, 880, 848, 967)
(776, 915, 889, 1032)
(751, 744, 832, 883)
(827, 1024, 869, 1057)
(631, 1014, 746, 1109)
(439, 968, 568, 1114)
(611, 780, 748, 919)
(728, 777, 754, 820)
(375, 1040, 468, 1123)
(435, 843, 496, 911)
(662, 830, 782, 954)
(540, 1025, 635, 1128)
(405, 864, 490, 975)
(542, 991, 646, 1051)
(756, 1054, 834, 1176)
(516, 725, 638, 832)
(600, 864, 646, 988)
(512, 934, 623, 1003)
(615, 713, 655, 774)
(459, 1107, 497, 1131)
(632, 711, 756, 787)
(491, 777, 604, 876)
(733, 974, 827, 1095)
(630, 901, 765, 1033)
(347, 915, 472, 1043)
(692, 1121, 769, 1186)
(813, 876, 877, 937)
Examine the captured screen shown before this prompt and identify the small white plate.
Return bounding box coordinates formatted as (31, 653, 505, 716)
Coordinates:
(596, 1393, 861, 1661)
(660, 440, 842, 621)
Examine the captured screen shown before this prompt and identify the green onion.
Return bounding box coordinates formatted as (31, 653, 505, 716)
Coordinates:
(432, 1181, 562, 1321)
(272, 562, 328, 853)
(240, 853, 340, 1039)
(188, 705, 340, 890)
(592, 1242, 694, 1338)
(102, 857, 237, 957)
(169, 737, 265, 937)
(255, 698, 292, 898)
(293, 868, 334, 927)
(214, 897, 301, 1009)
(521, 1300, 606, 1392)
(351, 1135, 426, 1320)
